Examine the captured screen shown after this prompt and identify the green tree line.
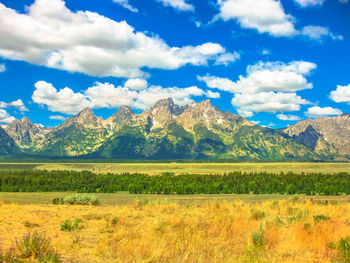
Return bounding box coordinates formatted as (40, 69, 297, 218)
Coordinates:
(0, 170, 349, 195)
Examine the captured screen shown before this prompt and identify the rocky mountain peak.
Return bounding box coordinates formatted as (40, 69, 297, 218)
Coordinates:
(73, 107, 99, 123)
(152, 98, 184, 116)
(339, 113, 350, 119)
(5, 117, 46, 148)
(21, 116, 32, 125)
(108, 105, 134, 124)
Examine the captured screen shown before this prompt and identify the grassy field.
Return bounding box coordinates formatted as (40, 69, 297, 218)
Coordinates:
(0, 192, 349, 205)
(0, 198, 349, 262)
(1, 162, 350, 174)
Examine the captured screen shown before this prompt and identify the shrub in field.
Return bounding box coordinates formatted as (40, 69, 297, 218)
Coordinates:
(273, 216, 284, 226)
(134, 198, 149, 209)
(252, 223, 266, 248)
(63, 194, 101, 206)
(0, 232, 60, 262)
(337, 237, 350, 263)
(250, 209, 265, 220)
(313, 214, 330, 223)
(329, 237, 350, 263)
(60, 218, 83, 232)
(52, 198, 64, 205)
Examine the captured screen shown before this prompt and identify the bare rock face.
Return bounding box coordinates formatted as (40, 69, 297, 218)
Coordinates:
(65, 107, 103, 128)
(143, 98, 185, 129)
(0, 126, 18, 154)
(283, 114, 350, 156)
(175, 99, 252, 132)
(108, 105, 134, 125)
(5, 117, 49, 148)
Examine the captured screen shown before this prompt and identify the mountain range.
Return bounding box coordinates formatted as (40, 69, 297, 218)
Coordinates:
(1, 98, 349, 161)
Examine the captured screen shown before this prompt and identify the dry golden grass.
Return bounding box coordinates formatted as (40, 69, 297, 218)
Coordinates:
(0, 199, 349, 263)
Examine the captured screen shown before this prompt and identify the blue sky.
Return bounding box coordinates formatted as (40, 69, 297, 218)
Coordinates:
(0, 0, 349, 128)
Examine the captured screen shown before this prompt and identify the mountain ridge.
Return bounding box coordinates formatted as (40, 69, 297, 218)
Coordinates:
(2, 98, 350, 161)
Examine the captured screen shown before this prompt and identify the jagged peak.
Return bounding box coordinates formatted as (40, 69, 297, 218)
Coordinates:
(77, 107, 93, 116)
(70, 107, 100, 124)
(339, 113, 350, 118)
(153, 98, 175, 109)
(117, 105, 133, 114)
(151, 98, 184, 116)
(20, 116, 33, 125)
(108, 105, 134, 124)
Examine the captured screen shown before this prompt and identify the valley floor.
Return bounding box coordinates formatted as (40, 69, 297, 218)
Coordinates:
(0, 195, 349, 262)
(1, 162, 350, 174)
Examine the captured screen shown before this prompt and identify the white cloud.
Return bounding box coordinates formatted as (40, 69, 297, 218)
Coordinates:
(206, 90, 221, 98)
(156, 0, 194, 11)
(199, 61, 316, 94)
(276, 114, 301, 121)
(0, 109, 15, 124)
(215, 0, 296, 37)
(215, 0, 341, 42)
(0, 0, 230, 78)
(232, 92, 309, 117)
(32, 81, 90, 115)
(262, 49, 271, 55)
(250, 120, 260, 125)
(199, 61, 314, 116)
(329, 84, 350, 104)
(113, 0, 138, 12)
(0, 64, 5, 73)
(294, 0, 325, 7)
(124, 78, 148, 90)
(301, 25, 343, 41)
(84, 82, 138, 109)
(214, 52, 240, 66)
(339, 0, 348, 3)
(49, 115, 66, 121)
(8, 99, 29, 112)
(305, 106, 343, 118)
(0, 99, 28, 112)
(32, 80, 210, 114)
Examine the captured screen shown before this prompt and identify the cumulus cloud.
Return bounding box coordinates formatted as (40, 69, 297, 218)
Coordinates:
(276, 114, 301, 121)
(156, 0, 194, 11)
(329, 84, 350, 104)
(49, 115, 66, 121)
(206, 90, 221, 98)
(214, 0, 341, 41)
(232, 92, 309, 117)
(199, 61, 314, 116)
(214, 0, 296, 37)
(294, 0, 325, 7)
(0, 109, 15, 124)
(199, 61, 316, 94)
(305, 106, 343, 118)
(32, 81, 90, 115)
(113, 0, 138, 12)
(301, 25, 343, 41)
(124, 78, 148, 90)
(214, 52, 240, 66)
(0, 64, 5, 73)
(0, 0, 231, 78)
(0, 99, 28, 112)
(32, 80, 210, 114)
